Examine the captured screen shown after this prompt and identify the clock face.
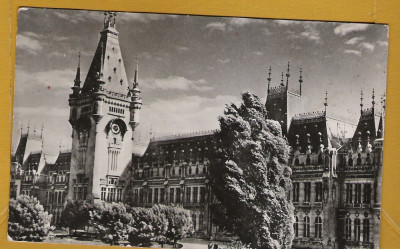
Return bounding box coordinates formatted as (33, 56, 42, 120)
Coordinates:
(111, 123, 120, 134)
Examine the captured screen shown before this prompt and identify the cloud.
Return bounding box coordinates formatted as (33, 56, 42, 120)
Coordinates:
(15, 68, 75, 93)
(140, 95, 239, 137)
(344, 49, 362, 56)
(176, 46, 189, 52)
(334, 23, 369, 36)
(377, 41, 388, 47)
(118, 12, 178, 23)
(217, 58, 231, 64)
(16, 33, 43, 54)
(345, 36, 365, 45)
(205, 22, 226, 31)
(274, 20, 300, 26)
(253, 51, 263, 56)
(229, 18, 264, 27)
(262, 28, 272, 36)
(359, 42, 375, 51)
(141, 76, 213, 92)
(300, 24, 321, 43)
(14, 105, 69, 118)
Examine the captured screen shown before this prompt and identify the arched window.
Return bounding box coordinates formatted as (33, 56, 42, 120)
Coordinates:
(363, 218, 370, 242)
(345, 218, 352, 240)
(366, 153, 371, 165)
(203, 166, 206, 175)
(189, 166, 192, 175)
(172, 168, 175, 176)
(357, 153, 362, 166)
(294, 157, 300, 166)
(306, 155, 311, 165)
(354, 218, 361, 241)
(315, 216, 322, 238)
(196, 167, 199, 175)
(192, 214, 197, 231)
(294, 216, 299, 237)
(303, 216, 310, 237)
(199, 213, 204, 231)
(348, 157, 353, 166)
(318, 154, 323, 164)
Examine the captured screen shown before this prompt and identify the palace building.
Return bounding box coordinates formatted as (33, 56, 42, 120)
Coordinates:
(10, 12, 385, 249)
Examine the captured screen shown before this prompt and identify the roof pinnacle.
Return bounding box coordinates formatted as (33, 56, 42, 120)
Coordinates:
(285, 62, 290, 88)
(324, 91, 328, 113)
(360, 90, 364, 114)
(280, 72, 284, 86)
(372, 88, 376, 108)
(267, 65, 272, 94)
(299, 68, 303, 95)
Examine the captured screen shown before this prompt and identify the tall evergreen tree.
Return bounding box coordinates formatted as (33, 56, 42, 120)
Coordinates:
(210, 92, 294, 249)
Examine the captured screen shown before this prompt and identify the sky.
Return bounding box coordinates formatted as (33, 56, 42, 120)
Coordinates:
(12, 8, 389, 155)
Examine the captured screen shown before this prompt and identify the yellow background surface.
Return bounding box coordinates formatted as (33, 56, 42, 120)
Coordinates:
(0, 0, 399, 248)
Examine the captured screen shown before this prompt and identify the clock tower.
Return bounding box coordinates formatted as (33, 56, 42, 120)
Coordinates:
(67, 12, 142, 203)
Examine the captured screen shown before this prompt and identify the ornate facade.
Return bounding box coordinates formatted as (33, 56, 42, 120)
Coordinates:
(9, 12, 385, 248)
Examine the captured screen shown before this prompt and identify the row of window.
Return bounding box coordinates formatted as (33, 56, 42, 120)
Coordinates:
(101, 187, 123, 202)
(345, 218, 370, 242)
(345, 153, 372, 166)
(292, 182, 323, 202)
(133, 186, 207, 204)
(45, 190, 65, 204)
(136, 166, 207, 179)
(294, 216, 322, 238)
(109, 106, 125, 114)
(294, 154, 324, 166)
(345, 183, 371, 204)
(73, 186, 88, 201)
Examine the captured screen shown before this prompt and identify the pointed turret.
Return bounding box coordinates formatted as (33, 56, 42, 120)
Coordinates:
(299, 68, 303, 96)
(285, 62, 290, 89)
(324, 91, 328, 113)
(267, 65, 272, 95)
(71, 52, 81, 95)
(360, 90, 364, 114)
(129, 58, 142, 133)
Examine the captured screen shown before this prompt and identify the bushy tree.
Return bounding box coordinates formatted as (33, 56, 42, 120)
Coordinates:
(90, 202, 133, 245)
(156, 205, 193, 247)
(210, 92, 294, 249)
(8, 195, 54, 241)
(60, 200, 92, 234)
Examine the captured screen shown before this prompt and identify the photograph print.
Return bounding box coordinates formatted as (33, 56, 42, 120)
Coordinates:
(9, 7, 388, 249)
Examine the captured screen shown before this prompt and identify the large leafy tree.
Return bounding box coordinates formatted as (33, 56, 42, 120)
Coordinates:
(155, 205, 193, 247)
(90, 202, 133, 245)
(210, 92, 294, 249)
(8, 195, 54, 241)
(127, 205, 168, 247)
(60, 200, 92, 234)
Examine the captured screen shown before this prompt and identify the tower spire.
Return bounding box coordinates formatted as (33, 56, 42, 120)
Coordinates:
(134, 56, 138, 84)
(324, 91, 328, 113)
(285, 62, 290, 89)
(299, 68, 303, 95)
(267, 65, 272, 94)
(372, 88, 376, 110)
(104, 11, 117, 30)
(360, 90, 364, 114)
(72, 52, 81, 95)
(280, 72, 284, 86)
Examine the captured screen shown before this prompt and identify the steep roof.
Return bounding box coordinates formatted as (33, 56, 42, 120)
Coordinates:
(288, 111, 356, 153)
(351, 107, 382, 150)
(81, 15, 130, 95)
